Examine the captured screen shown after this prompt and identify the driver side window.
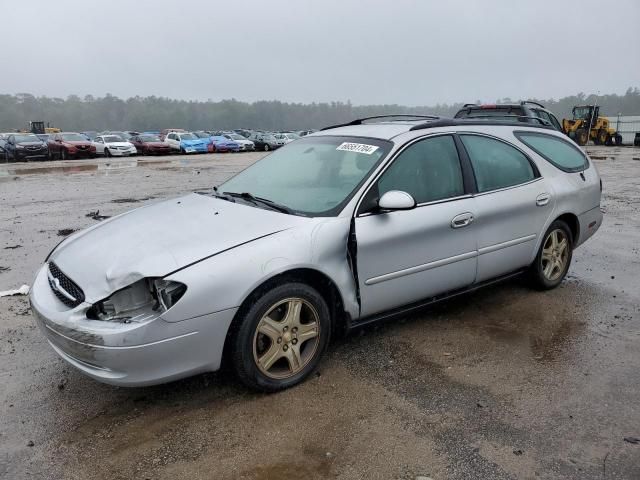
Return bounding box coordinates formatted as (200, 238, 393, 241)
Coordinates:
(377, 135, 464, 204)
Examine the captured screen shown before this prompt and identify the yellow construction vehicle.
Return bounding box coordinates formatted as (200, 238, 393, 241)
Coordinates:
(562, 105, 622, 146)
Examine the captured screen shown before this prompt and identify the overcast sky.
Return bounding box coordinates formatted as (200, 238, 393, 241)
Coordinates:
(1, 0, 638, 105)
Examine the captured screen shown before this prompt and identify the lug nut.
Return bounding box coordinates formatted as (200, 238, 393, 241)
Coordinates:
(292, 327, 298, 333)
(283, 326, 288, 332)
(292, 338, 298, 345)
(277, 337, 282, 344)
(283, 344, 289, 351)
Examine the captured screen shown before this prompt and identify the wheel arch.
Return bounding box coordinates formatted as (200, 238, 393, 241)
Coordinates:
(222, 268, 348, 365)
(555, 212, 579, 245)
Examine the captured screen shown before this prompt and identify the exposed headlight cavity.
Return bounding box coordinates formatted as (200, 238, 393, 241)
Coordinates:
(87, 278, 187, 323)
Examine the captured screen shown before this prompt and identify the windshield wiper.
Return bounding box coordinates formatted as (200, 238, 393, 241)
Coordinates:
(207, 186, 236, 202)
(223, 191, 295, 215)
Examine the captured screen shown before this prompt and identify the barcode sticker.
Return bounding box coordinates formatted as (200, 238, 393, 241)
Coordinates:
(336, 142, 379, 155)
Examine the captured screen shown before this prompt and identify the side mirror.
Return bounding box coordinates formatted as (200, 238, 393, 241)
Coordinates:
(378, 190, 416, 211)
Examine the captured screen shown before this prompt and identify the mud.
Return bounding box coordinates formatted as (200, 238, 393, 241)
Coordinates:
(1, 147, 639, 479)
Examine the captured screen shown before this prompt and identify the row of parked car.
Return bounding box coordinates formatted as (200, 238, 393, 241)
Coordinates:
(0, 128, 318, 161)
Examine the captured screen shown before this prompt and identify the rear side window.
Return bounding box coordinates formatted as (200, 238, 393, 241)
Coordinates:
(460, 135, 536, 192)
(515, 132, 588, 172)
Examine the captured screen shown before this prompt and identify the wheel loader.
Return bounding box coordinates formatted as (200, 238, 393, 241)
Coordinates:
(562, 105, 622, 146)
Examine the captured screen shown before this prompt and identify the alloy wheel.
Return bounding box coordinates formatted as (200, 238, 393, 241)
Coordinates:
(252, 298, 320, 379)
(541, 229, 569, 281)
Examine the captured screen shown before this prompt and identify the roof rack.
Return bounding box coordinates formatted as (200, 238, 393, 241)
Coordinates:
(409, 115, 553, 131)
(320, 114, 441, 131)
(521, 100, 546, 109)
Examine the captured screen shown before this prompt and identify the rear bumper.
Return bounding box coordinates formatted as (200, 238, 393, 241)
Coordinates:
(30, 264, 237, 387)
(576, 205, 603, 248)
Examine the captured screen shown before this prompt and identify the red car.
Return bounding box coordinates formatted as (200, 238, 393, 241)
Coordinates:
(48, 132, 96, 160)
(129, 134, 172, 155)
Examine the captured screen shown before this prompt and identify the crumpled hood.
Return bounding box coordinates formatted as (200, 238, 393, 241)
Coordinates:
(50, 193, 309, 302)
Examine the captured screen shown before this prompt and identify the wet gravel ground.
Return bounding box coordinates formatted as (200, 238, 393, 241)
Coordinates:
(1, 147, 639, 479)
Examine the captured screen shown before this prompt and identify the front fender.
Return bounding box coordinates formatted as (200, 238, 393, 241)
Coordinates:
(161, 218, 358, 322)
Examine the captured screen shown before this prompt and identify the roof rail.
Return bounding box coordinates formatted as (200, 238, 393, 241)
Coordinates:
(521, 100, 546, 109)
(462, 103, 477, 107)
(409, 115, 553, 132)
(320, 114, 441, 131)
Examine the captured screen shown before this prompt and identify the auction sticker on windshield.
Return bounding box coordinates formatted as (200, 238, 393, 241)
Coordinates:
(336, 142, 379, 155)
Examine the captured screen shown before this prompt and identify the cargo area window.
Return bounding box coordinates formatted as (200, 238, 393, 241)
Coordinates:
(514, 131, 588, 172)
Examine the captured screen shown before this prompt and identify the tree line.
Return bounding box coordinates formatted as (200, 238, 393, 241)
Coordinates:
(0, 88, 638, 132)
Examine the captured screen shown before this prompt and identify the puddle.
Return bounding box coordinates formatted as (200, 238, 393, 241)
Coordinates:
(4, 164, 98, 176)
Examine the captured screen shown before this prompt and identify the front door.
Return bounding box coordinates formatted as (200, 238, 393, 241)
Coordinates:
(355, 134, 477, 318)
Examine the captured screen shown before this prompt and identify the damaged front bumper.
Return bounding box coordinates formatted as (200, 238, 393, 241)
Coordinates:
(29, 264, 237, 387)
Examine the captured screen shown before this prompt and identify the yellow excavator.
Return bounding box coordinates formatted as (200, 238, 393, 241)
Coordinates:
(562, 105, 622, 146)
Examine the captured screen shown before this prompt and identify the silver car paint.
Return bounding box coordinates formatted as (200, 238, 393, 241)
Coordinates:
(30, 122, 602, 386)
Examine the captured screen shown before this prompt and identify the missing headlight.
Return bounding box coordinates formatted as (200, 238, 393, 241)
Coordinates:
(87, 278, 186, 322)
(153, 279, 187, 310)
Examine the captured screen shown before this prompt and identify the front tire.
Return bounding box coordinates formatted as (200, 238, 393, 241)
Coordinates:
(60, 149, 68, 160)
(575, 129, 588, 146)
(528, 220, 573, 290)
(104, 148, 111, 158)
(229, 282, 331, 392)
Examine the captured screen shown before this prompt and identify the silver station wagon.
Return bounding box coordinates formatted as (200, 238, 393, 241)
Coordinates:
(30, 115, 603, 391)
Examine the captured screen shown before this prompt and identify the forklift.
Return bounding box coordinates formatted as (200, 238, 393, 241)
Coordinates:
(562, 105, 623, 146)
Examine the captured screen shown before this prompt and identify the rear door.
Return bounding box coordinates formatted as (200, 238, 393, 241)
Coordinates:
(458, 133, 553, 282)
(355, 134, 477, 317)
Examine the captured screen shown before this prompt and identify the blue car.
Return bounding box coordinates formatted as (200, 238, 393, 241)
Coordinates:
(165, 131, 209, 154)
(209, 135, 240, 153)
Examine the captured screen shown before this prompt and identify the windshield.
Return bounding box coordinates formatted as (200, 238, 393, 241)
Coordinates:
(228, 134, 244, 140)
(180, 133, 197, 140)
(140, 135, 161, 142)
(219, 136, 391, 216)
(194, 132, 210, 138)
(104, 136, 122, 143)
(61, 133, 87, 142)
(14, 134, 41, 143)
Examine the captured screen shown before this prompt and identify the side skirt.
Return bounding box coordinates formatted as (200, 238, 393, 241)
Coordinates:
(346, 268, 526, 331)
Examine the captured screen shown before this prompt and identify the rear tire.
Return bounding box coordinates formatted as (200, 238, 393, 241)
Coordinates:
(528, 220, 573, 290)
(229, 282, 331, 392)
(263, 144, 270, 152)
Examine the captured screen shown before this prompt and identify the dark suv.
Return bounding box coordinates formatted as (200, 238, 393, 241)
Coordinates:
(4, 133, 49, 161)
(454, 101, 563, 131)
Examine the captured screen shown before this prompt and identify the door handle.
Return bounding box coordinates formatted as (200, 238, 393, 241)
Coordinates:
(451, 212, 474, 229)
(536, 193, 551, 206)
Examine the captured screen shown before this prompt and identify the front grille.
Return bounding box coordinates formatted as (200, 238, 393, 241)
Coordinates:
(48, 262, 85, 308)
(77, 145, 89, 150)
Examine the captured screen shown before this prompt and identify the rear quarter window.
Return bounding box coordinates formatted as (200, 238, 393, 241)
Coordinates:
(515, 132, 588, 172)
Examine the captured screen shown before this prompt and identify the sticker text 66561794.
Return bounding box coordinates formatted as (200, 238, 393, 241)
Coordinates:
(336, 142, 380, 155)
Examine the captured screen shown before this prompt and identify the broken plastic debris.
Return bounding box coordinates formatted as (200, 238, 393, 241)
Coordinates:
(0, 285, 30, 297)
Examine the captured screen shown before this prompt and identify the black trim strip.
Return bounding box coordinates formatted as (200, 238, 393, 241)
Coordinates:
(347, 269, 525, 330)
